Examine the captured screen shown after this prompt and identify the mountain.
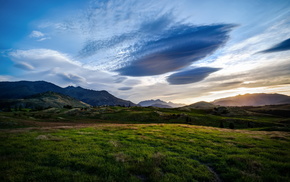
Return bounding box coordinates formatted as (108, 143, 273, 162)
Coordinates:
(138, 99, 185, 108)
(62, 86, 136, 106)
(186, 101, 216, 109)
(212, 93, 290, 106)
(0, 81, 136, 106)
(0, 91, 90, 110)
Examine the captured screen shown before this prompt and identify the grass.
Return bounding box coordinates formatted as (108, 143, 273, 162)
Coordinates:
(1, 106, 288, 131)
(1, 124, 289, 181)
(0, 106, 289, 181)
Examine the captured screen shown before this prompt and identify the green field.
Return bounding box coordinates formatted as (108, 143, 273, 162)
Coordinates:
(1, 106, 289, 130)
(0, 106, 290, 181)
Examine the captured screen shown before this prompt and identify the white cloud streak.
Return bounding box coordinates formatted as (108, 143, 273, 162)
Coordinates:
(29, 30, 44, 38)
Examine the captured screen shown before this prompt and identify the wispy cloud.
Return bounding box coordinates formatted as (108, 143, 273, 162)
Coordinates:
(29, 30, 45, 38)
(9, 49, 82, 69)
(118, 87, 132, 91)
(259, 38, 290, 53)
(14, 62, 34, 71)
(58, 73, 86, 84)
(29, 30, 50, 42)
(114, 76, 127, 83)
(7, 49, 116, 90)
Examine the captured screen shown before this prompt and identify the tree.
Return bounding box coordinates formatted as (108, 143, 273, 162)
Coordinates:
(229, 123, 235, 129)
(63, 105, 72, 109)
(219, 121, 224, 128)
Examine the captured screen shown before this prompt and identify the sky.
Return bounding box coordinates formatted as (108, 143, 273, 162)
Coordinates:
(1, 0, 290, 104)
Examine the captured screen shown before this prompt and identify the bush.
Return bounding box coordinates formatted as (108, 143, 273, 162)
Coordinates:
(63, 105, 72, 109)
(219, 121, 224, 128)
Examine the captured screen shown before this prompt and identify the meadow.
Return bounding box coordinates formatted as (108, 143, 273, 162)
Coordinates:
(0, 106, 289, 181)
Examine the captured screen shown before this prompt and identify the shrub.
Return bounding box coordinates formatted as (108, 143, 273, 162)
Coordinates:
(63, 105, 72, 109)
(219, 121, 224, 128)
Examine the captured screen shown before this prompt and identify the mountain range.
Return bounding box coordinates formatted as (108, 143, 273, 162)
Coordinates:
(212, 93, 290, 106)
(1, 81, 290, 109)
(138, 99, 185, 108)
(0, 81, 136, 107)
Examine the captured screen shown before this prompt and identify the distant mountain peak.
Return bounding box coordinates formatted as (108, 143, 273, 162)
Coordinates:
(138, 99, 185, 108)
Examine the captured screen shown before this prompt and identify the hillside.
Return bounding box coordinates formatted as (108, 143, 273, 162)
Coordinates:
(138, 99, 185, 108)
(0, 91, 90, 110)
(212, 93, 290, 106)
(186, 101, 216, 109)
(0, 103, 289, 181)
(0, 81, 136, 106)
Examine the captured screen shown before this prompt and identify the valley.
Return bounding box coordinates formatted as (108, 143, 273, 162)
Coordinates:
(0, 81, 290, 181)
(0, 104, 289, 181)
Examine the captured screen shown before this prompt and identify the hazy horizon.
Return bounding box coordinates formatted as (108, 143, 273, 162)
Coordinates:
(1, 0, 290, 104)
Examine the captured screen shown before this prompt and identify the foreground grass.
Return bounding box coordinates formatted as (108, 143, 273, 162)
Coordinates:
(1, 124, 289, 182)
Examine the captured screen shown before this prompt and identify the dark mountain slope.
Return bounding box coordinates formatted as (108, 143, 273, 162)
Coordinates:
(0, 91, 90, 109)
(63, 86, 135, 106)
(0, 81, 136, 106)
(0, 81, 63, 99)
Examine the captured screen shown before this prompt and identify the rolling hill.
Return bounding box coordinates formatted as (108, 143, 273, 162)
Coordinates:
(186, 101, 216, 109)
(212, 93, 290, 106)
(0, 91, 90, 110)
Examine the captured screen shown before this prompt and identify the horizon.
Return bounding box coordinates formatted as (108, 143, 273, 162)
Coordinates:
(1, 0, 290, 105)
(1, 80, 289, 105)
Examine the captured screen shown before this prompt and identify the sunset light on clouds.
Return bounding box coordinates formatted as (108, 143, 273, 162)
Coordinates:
(1, 0, 290, 104)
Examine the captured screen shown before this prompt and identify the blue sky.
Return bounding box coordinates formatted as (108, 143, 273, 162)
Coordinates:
(1, 0, 290, 104)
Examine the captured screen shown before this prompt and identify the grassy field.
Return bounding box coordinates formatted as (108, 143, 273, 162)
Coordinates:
(1, 124, 289, 182)
(0, 106, 289, 131)
(0, 106, 289, 181)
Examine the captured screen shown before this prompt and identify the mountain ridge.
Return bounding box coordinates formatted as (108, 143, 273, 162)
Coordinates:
(186, 101, 216, 109)
(138, 99, 185, 108)
(212, 93, 290, 106)
(0, 81, 136, 106)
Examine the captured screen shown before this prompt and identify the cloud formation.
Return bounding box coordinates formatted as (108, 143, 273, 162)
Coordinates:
(2, 0, 290, 105)
(29, 30, 50, 41)
(116, 24, 234, 76)
(29, 30, 45, 38)
(167, 67, 220, 85)
(7, 49, 116, 90)
(9, 49, 81, 70)
(14, 62, 34, 71)
(118, 87, 132, 91)
(260, 38, 290, 53)
(114, 76, 127, 83)
(58, 73, 86, 84)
